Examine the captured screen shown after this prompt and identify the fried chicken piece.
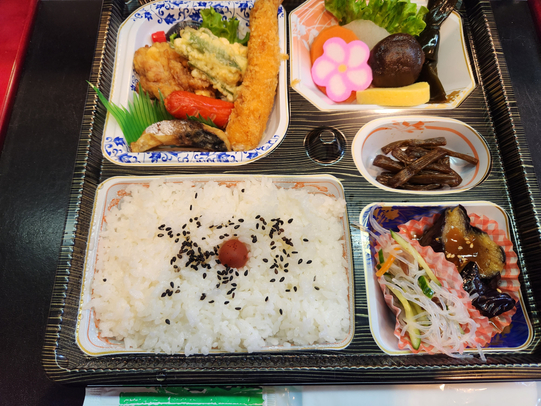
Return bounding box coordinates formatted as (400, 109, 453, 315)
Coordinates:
(225, 0, 283, 151)
(133, 42, 214, 99)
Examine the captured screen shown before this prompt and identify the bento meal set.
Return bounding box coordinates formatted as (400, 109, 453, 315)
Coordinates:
(78, 0, 531, 361)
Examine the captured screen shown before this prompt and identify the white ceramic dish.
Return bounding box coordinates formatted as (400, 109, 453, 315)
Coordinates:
(102, 0, 289, 166)
(289, 0, 476, 110)
(77, 174, 354, 356)
(351, 116, 491, 194)
(359, 201, 532, 356)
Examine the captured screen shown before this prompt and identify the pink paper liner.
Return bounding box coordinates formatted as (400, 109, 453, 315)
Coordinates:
(397, 212, 520, 343)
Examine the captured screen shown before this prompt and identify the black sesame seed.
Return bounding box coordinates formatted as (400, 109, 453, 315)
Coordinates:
(279, 309, 283, 315)
(285, 289, 290, 292)
(195, 193, 198, 199)
(209, 300, 215, 304)
(303, 238, 309, 242)
(239, 219, 244, 222)
(294, 286, 297, 292)
(200, 293, 206, 300)
(232, 293, 236, 298)
(307, 260, 313, 264)
(256, 215, 260, 219)
(161, 292, 166, 297)
(170, 282, 174, 288)
(265, 296, 269, 302)
(262, 226, 266, 231)
(165, 319, 170, 325)
(168, 290, 173, 296)
(252, 235, 257, 243)
(224, 301, 229, 305)
(280, 277, 285, 282)
(270, 279, 276, 282)
(166, 227, 171, 231)
(175, 289, 180, 293)
(256, 223, 259, 229)
(203, 273, 207, 279)
(103, 278, 107, 282)
(159, 224, 165, 230)
(244, 270, 248, 276)
(274, 269, 278, 274)
(216, 283, 220, 288)
(288, 218, 293, 224)
(284, 263, 289, 268)
(235, 307, 242, 310)
(157, 233, 164, 238)
(298, 259, 303, 264)
(234, 225, 240, 229)
(190, 204, 192, 210)
(314, 286, 320, 290)
(263, 258, 269, 263)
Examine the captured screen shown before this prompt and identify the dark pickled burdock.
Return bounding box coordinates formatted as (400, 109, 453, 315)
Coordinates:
(368, 33, 425, 88)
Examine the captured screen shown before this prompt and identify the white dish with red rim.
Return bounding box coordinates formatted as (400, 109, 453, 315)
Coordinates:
(351, 116, 491, 194)
(76, 174, 354, 356)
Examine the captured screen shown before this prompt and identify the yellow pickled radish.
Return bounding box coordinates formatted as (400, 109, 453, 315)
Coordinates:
(356, 82, 430, 106)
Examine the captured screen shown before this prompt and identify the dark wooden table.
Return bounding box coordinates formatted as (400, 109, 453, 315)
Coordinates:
(0, 0, 540, 404)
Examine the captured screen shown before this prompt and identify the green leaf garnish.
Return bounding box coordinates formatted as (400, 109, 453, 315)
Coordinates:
(324, 0, 428, 36)
(201, 7, 250, 45)
(186, 113, 219, 128)
(88, 82, 174, 145)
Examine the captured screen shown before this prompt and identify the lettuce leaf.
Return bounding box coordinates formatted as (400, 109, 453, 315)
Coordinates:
(201, 7, 250, 45)
(324, 0, 428, 36)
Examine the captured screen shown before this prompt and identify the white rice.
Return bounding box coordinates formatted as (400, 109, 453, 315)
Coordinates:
(86, 177, 350, 355)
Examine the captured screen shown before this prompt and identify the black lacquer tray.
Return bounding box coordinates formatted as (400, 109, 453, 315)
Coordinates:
(43, 0, 541, 384)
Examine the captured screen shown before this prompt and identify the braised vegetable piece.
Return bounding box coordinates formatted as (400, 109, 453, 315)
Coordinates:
(381, 136, 446, 154)
(416, 0, 462, 102)
(387, 148, 447, 188)
(373, 137, 477, 190)
(432, 146, 479, 165)
(460, 261, 516, 318)
(369, 33, 425, 88)
(419, 205, 506, 279)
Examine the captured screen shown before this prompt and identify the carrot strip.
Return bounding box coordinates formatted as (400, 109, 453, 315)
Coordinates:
(376, 254, 396, 277)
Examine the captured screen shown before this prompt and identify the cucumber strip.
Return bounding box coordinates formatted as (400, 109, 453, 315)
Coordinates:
(390, 230, 441, 286)
(418, 275, 435, 298)
(386, 284, 422, 350)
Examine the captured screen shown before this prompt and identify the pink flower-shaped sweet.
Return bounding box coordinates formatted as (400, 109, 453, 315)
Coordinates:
(311, 37, 372, 102)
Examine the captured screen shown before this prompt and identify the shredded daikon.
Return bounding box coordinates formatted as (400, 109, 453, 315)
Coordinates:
(368, 207, 485, 359)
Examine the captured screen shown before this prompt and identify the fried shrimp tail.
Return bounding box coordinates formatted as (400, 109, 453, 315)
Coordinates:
(225, 0, 283, 151)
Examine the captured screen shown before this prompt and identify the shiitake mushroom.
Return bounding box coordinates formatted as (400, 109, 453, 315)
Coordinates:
(368, 33, 425, 88)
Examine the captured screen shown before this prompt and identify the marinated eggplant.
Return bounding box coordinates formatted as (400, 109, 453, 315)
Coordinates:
(419, 205, 506, 279)
(419, 205, 514, 318)
(460, 261, 516, 318)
